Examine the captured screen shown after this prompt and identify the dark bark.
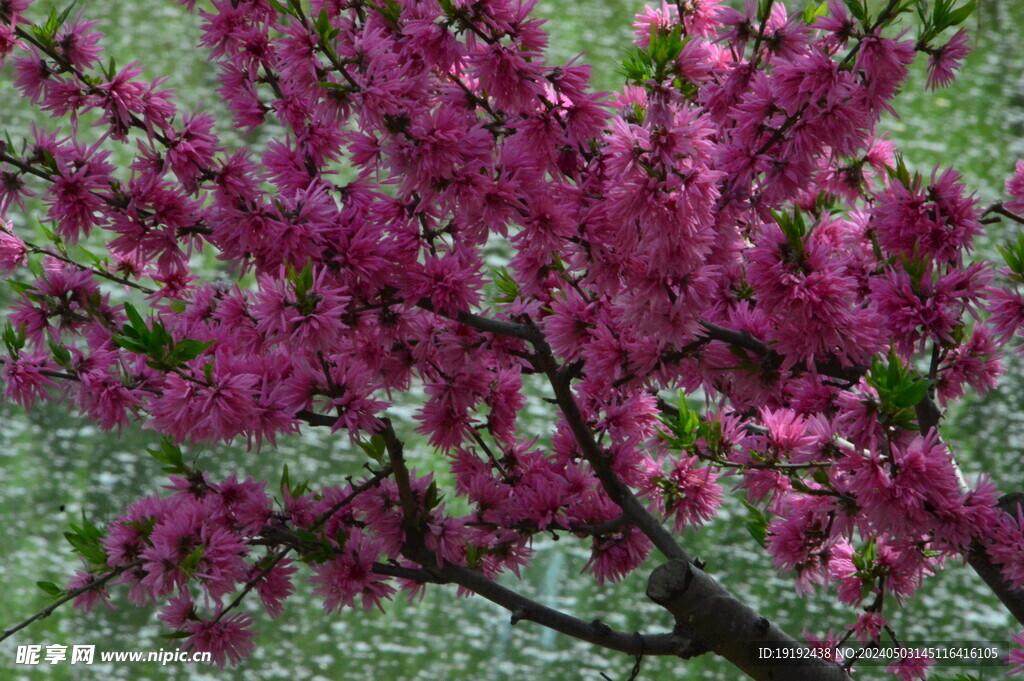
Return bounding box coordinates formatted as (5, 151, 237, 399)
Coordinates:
(968, 493, 1024, 626)
(647, 560, 852, 681)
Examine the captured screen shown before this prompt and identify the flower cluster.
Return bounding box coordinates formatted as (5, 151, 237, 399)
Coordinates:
(1, 0, 1022, 677)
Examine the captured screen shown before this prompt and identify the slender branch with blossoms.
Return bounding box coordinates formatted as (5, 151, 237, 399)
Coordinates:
(3, 0, 1024, 679)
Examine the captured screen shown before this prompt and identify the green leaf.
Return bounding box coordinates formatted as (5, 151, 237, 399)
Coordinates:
(111, 335, 148, 354)
(866, 350, 932, 423)
(893, 380, 931, 409)
(48, 340, 72, 369)
(167, 339, 214, 365)
(280, 463, 291, 496)
(368, 0, 404, 27)
(76, 244, 106, 267)
(123, 302, 148, 339)
(3, 322, 26, 356)
(266, 0, 292, 16)
(159, 630, 193, 640)
(147, 438, 187, 475)
(492, 267, 520, 304)
(802, 0, 829, 24)
(619, 48, 654, 84)
(356, 434, 386, 462)
(36, 581, 64, 597)
(648, 23, 686, 71)
(944, 1, 976, 27)
(741, 499, 769, 549)
(7, 280, 38, 295)
(63, 528, 107, 567)
(280, 464, 310, 499)
(424, 481, 443, 511)
(998, 232, 1024, 280)
(55, 2, 78, 32)
(148, 319, 172, 352)
(181, 544, 205, 572)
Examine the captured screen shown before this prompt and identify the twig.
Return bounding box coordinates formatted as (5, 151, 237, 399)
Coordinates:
(1, 560, 144, 642)
(530, 332, 688, 563)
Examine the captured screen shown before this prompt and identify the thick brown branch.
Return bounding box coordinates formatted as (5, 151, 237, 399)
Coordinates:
(967, 493, 1024, 626)
(375, 554, 697, 658)
(648, 560, 851, 681)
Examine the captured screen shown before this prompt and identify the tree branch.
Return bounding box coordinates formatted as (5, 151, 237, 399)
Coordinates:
(647, 560, 851, 681)
(697, 321, 866, 385)
(530, 335, 688, 562)
(967, 493, 1024, 626)
(373, 554, 698, 658)
(1, 560, 144, 643)
(416, 300, 543, 343)
(380, 417, 420, 530)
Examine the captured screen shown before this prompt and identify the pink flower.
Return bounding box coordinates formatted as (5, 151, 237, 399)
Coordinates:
(1006, 160, 1024, 213)
(926, 29, 970, 90)
(632, 2, 676, 48)
(987, 286, 1024, 347)
(211, 475, 272, 534)
(655, 455, 722, 531)
(584, 525, 652, 585)
(1009, 631, 1024, 676)
(187, 612, 255, 668)
(885, 651, 934, 680)
(166, 111, 222, 193)
(250, 560, 297, 618)
(471, 41, 546, 115)
(54, 17, 105, 71)
(986, 507, 1024, 590)
(310, 530, 395, 613)
(77, 371, 140, 431)
(1, 351, 57, 408)
(935, 325, 1002, 404)
(158, 592, 196, 630)
(67, 565, 114, 613)
(139, 496, 248, 600)
(46, 140, 115, 244)
(0, 221, 27, 273)
(848, 612, 885, 644)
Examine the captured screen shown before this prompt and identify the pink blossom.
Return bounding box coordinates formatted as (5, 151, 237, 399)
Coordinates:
(585, 525, 652, 585)
(1, 351, 57, 408)
(187, 613, 255, 668)
(158, 592, 196, 629)
(848, 612, 886, 644)
(1009, 631, 1024, 676)
(250, 560, 297, 619)
(655, 455, 722, 531)
(0, 221, 27, 273)
(885, 651, 934, 680)
(67, 566, 114, 613)
(0, 0, 1020, 670)
(1006, 160, 1024, 213)
(927, 29, 971, 90)
(987, 286, 1024, 348)
(310, 531, 395, 613)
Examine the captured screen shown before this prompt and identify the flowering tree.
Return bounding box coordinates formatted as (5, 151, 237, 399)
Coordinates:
(1, 0, 1024, 678)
